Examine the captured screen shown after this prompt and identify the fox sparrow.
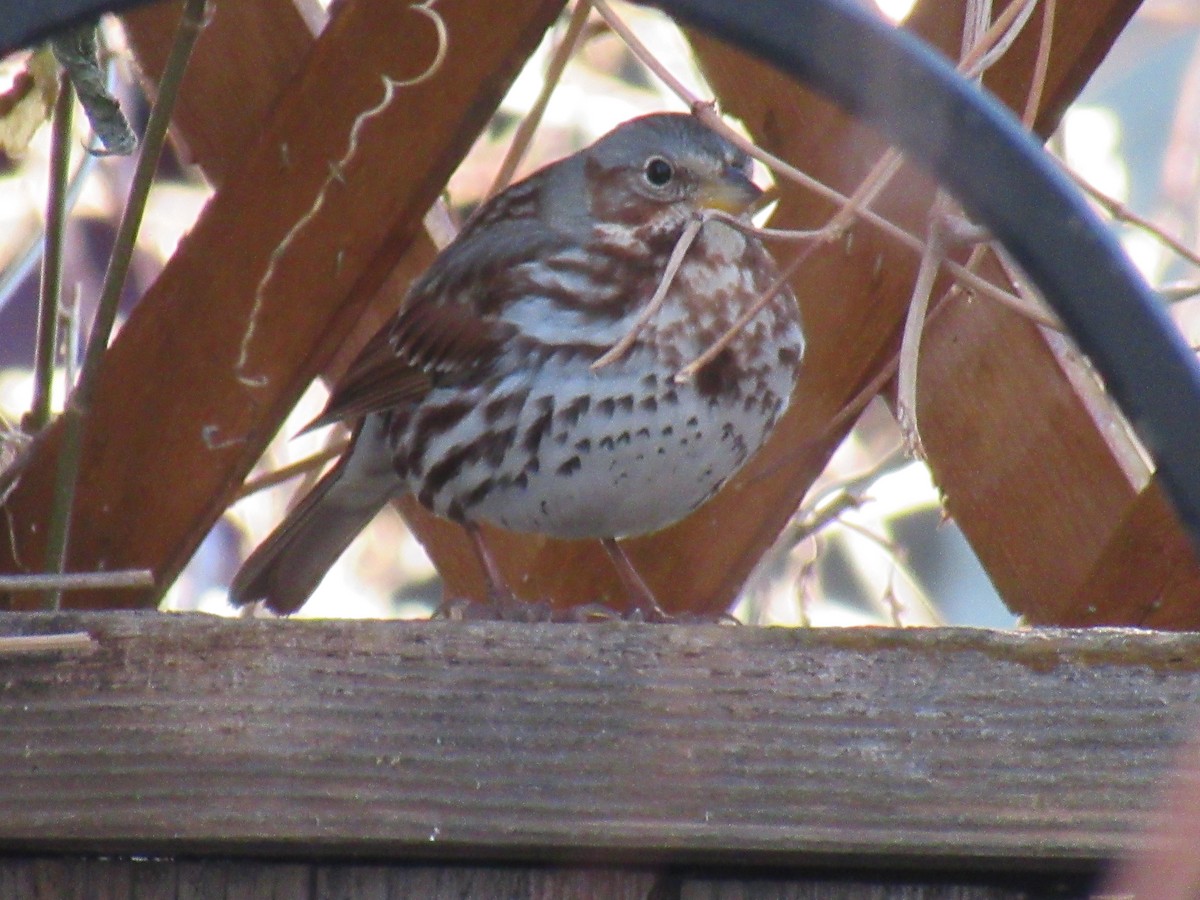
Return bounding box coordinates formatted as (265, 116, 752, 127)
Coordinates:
(230, 113, 805, 618)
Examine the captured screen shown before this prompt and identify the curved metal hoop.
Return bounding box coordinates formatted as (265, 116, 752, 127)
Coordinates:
(650, 0, 1200, 543)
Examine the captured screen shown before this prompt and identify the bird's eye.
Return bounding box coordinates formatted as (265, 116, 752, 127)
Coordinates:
(643, 156, 674, 187)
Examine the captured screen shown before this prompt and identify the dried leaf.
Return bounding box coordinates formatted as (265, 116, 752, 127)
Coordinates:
(0, 48, 58, 156)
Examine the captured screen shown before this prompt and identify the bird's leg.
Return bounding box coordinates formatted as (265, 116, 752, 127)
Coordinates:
(601, 538, 671, 622)
(464, 520, 513, 602)
(434, 521, 551, 622)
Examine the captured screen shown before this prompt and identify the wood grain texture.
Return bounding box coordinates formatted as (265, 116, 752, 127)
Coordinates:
(121, 0, 325, 187)
(0, 857, 1075, 899)
(0, 0, 567, 610)
(1054, 477, 1200, 629)
(123, 0, 476, 600)
(678, 880, 1077, 900)
(1, 612, 1197, 867)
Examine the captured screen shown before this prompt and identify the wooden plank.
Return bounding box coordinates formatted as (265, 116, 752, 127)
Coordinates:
(1057, 478, 1200, 627)
(314, 864, 660, 899)
(0, 0, 567, 610)
(0, 612, 1196, 865)
(121, 0, 471, 598)
(121, 0, 325, 187)
(0, 858, 1080, 899)
(678, 879, 1075, 899)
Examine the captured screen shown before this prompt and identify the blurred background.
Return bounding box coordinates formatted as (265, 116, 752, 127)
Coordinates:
(1, 0, 1197, 626)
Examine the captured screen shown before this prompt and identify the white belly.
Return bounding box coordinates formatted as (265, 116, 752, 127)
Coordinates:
(404, 342, 794, 540)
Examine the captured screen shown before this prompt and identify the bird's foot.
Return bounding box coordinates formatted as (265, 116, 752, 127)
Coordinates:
(433, 594, 555, 622)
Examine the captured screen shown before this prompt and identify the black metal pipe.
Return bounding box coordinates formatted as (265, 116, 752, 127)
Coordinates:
(2, 1, 155, 55)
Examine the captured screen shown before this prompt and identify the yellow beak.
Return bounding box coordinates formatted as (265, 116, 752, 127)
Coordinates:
(695, 167, 762, 215)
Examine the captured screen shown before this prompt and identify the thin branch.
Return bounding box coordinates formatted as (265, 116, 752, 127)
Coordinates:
(487, 1, 592, 198)
(62, 283, 83, 392)
(789, 488, 869, 547)
(1021, 0, 1055, 128)
(1163, 281, 1200, 304)
(50, 21, 136, 156)
(895, 211, 950, 457)
(42, 0, 207, 610)
(836, 517, 943, 626)
(959, 0, 1040, 80)
(746, 240, 1013, 491)
(808, 0, 1039, 235)
(591, 214, 705, 369)
(674, 240, 820, 382)
(0, 631, 97, 656)
(0, 68, 104, 318)
(233, 440, 349, 502)
(29, 73, 74, 433)
(589, 0, 1059, 380)
(1065, 165, 1200, 272)
(594, 210, 828, 372)
(700, 212, 827, 243)
(791, 541, 821, 628)
(778, 443, 910, 549)
(0, 569, 153, 591)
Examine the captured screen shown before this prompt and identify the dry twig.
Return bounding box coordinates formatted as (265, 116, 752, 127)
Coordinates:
(487, 1, 593, 198)
(42, 0, 208, 610)
(588, 0, 1060, 383)
(234, 440, 350, 502)
(0, 631, 97, 656)
(591, 214, 706, 369)
(0, 569, 153, 592)
(1066, 165, 1200, 273)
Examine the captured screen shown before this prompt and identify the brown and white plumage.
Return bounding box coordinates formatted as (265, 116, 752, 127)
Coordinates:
(231, 113, 804, 615)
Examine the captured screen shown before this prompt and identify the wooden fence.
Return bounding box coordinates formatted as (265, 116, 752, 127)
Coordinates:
(2, 612, 1197, 896)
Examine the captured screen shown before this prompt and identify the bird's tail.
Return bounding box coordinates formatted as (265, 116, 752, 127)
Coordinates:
(229, 430, 396, 615)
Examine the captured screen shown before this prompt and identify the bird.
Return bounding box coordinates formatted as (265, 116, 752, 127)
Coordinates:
(229, 112, 805, 619)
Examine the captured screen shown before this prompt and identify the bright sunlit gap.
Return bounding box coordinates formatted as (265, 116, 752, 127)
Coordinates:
(875, 0, 918, 23)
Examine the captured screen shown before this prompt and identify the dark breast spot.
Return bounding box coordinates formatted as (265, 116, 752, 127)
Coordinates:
(483, 391, 524, 424)
(483, 427, 516, 467)
(559, 395, 591, 427)
(694, 348, 740, 401)
(557, 456, 582, 476)
(409, 399, 473, 461)
(462, 478, 495, 508)
(522, 396, 554, 454)
(420, 442, 481, 501)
